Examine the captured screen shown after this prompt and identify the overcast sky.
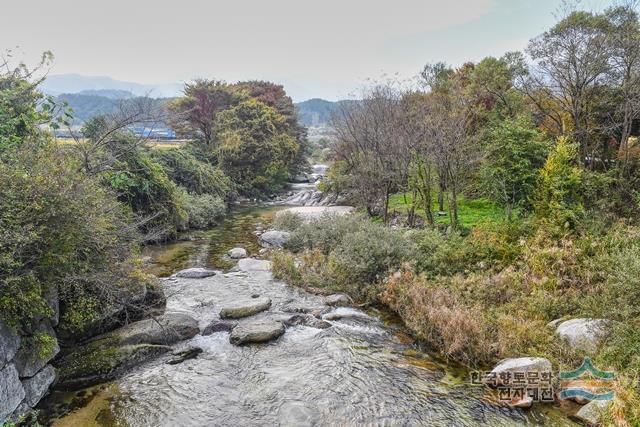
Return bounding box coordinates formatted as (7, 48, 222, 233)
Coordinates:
(1, 0, 615, 101)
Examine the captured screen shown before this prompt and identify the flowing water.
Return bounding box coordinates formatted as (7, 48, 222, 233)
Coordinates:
(38, 203, 578, 427)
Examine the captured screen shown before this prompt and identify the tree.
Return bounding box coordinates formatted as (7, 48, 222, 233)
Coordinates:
(215, 99, 299, 195)
(524, 10, 612, 161)
(167, 80, 242, 146)
(480, 116, 550, 218)
(535, 137, 583, 230)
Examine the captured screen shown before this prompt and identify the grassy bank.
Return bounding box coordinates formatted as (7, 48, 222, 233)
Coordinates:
(269, 210, 640, 425)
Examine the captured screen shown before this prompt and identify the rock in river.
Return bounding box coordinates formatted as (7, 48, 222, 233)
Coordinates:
(173, 267, 217, 279)
(220, 297, 272, 319)
(202, 320, 238, 335)
(111, 312, 200, 346)
(237, 258, 272, 272)
(325, 294, 352, 307)
(229, 319, 285, 345)
(21, 364, 56, 407)
(284, 314, 331, 329)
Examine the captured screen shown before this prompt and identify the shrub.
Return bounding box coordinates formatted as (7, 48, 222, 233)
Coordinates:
(327, 224, 412, 300)
(183, 191, 227, 229)
(271, 211, 305, 232)
(285, 213, 368, 254)
(153, 147, 234, 199)
(0, 141, 150, 334)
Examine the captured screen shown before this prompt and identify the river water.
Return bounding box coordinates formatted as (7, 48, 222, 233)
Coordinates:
(38, 204, 577, 427)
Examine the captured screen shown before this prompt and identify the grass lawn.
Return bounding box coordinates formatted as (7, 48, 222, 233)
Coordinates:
(388, 192, 504, 228)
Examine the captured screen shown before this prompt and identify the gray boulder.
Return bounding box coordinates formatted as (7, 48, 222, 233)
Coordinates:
(220, 297, 271, 319)
(555, 318, 609, 354)
(166, 347, 203, 365)
(229, 319, 285, 345)
(21, 364, 56, 407)
(572, 400, 610, 426)
(14, 321, 60, 378)
(325, 294, 352, 307)
(259, 230, 290, 248)
(488, 357, 552, 386)
(237, 258, 272, 272)
(0, 364, 25, 423)
(0, 321, 20, 370)
(111, 312, 199, 346)
(173, 267, 217, 279)
(228, 247, 247, 259)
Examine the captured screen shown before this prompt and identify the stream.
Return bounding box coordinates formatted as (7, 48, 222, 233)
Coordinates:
(37, 203, 577, 427)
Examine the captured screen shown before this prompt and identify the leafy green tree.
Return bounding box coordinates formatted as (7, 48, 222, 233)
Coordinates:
(215, 99, 299, 196)
(480, 116, 550, 218)
(535, 137, 583, 230)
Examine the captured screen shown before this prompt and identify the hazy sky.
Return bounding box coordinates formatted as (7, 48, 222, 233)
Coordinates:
(1, 0, 615, 101)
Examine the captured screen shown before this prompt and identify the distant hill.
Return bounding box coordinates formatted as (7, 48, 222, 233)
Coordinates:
(294, 98, 357, 127)
(42, 74, 182, 98)
(77, 89, 134, 99)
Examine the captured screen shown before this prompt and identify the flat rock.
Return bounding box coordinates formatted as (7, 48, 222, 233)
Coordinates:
(555, 318, 609, 354)
(488, 357, 552, 386)
(14, 321, 60, 378)
(0, 364, 25, 423)
(173, 267, 217, 279)
(237, 258, 272, 272)
(21, 364, 56, 407)
(111, 312, 200, 346)
(259, 230, 291, 248)
(228, 247, 247, 259)
(202, 320, 238, 335)
(229, 319, 285, 345)
(325, 294, 352, 307)
(0, 321, 20, 370)
(220, 297, 271, 319)
(571, 400, 610, 426)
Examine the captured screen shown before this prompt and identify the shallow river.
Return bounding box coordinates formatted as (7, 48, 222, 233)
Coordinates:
(38, 205, 577, 427)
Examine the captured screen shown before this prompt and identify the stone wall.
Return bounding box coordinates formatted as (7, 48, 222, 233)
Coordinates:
(0, 319, 58, 424)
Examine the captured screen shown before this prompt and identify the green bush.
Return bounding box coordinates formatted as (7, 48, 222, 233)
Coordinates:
(153, 147, 234, 199)
(285, 213, 368, 254)
(183, 191, 227, 229)
(0, 141, 150, 334)
(270, 211, 305, 232)
(105, 149, 187, 240)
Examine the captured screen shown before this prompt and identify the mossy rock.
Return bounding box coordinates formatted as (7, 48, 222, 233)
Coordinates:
(56, 338, 170, 390)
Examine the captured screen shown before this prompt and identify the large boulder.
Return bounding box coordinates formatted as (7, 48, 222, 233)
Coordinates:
(14, 321, 60, 378)
(0, 364, 25, 423)
(237, 258, 272, 272)
(572, 400, 610, 426)
(220, 297, 272, 319)
(173, 267, 217, 279)
(56, 343, 171, 389)
(110, 312, 200, 346)
(228, 247, 247, 259)
(229, 319, 285, 345)
(259, 230, 290, 248)
(21, 364, 56, 407)
(556, 319, 609, 354)
(555, 318, 610, 354)
(488, 357, 552, 386)
(0, 321, 20, 370)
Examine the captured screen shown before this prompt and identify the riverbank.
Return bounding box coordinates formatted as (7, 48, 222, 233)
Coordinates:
(31, 204, 577, 426)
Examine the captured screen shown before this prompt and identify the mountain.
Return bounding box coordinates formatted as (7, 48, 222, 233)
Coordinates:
(294, 98, 357, 127)
(77, 89, 134, 99)
(42, 74, 182, 98)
